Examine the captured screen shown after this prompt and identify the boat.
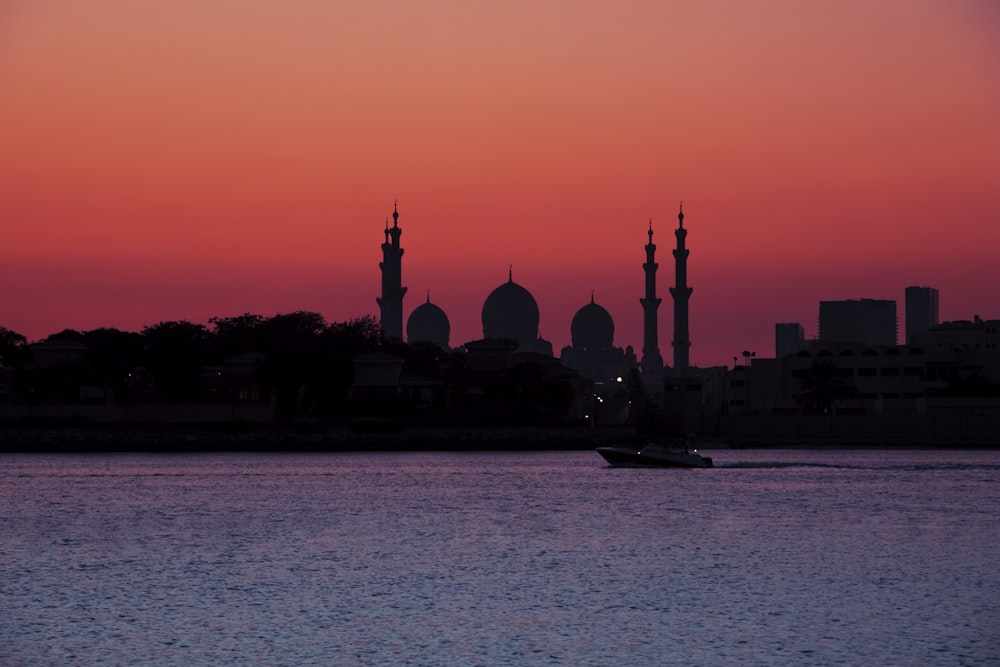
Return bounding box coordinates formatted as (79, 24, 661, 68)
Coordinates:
(596, 435, 713, 468)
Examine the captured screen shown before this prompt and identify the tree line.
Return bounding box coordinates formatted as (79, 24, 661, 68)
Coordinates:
(0, 312, 579, 425)
(0, 312, 444, 421)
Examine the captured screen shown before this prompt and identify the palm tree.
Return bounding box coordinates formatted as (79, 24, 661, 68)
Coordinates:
(795, 359, 855, 414)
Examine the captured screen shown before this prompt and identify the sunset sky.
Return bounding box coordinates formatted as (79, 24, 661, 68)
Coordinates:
(2, 1, 998, 367)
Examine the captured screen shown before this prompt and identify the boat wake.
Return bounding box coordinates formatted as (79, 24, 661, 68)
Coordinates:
(716, 461, 1000, 471)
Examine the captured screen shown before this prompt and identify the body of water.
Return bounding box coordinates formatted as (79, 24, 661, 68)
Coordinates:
(2, 448, 998, 665)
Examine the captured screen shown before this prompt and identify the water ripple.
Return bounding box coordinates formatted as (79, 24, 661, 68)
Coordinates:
(1, 449, 998, 666)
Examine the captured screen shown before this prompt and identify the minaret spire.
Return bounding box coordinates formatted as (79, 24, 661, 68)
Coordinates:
(640, 218, 664, 382)
(669, 202, 692, 371)
(377, 201, 407, 339)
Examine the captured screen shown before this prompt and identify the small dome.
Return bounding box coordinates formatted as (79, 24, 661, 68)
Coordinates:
(407, 297, 450, 349)
(571, 297, 614, 350)
(482, 271, 539, 345)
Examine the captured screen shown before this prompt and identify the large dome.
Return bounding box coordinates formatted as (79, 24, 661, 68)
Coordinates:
(407, 296, 450, 349)
(482, 272, 539, 345)
(571, 296, 614, 350)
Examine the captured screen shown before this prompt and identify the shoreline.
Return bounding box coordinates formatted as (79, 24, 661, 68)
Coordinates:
(0, 425, 638, 454)
(0, 424, 996, 453)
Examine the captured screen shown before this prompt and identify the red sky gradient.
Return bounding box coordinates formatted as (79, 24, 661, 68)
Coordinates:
(2, 1, 998, 367)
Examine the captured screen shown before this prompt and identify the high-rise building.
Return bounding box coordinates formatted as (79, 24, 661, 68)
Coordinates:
(905, 286, 939, 344)
(818, 299, 897, 347)
(377, 202, 407, 339)
(775, 323, 805, 357)
(669, 204, 692, 371)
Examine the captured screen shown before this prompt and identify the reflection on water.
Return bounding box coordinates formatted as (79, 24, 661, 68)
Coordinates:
(2, 449, 998, 666)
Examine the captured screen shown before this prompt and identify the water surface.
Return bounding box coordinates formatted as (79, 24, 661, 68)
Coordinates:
(3, 449, 998, 665)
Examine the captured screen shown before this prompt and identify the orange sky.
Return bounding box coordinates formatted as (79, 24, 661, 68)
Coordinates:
(2, 0, 998, 366)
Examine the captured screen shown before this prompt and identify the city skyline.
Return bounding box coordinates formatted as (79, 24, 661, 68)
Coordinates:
(2, 1, 998, 367)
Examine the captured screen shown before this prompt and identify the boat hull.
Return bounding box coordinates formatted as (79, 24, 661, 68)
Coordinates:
(596, 446, 713, 468)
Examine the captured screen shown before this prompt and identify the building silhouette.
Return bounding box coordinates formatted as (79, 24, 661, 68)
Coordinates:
(911, 315, 1000, 352)
(905, 286, 939, 344)
(377, 202, 406, 340)
(407, 292, 450, 349)
(481, 269, 553, 355)
(819, 298, 896, 347)
(560, 293, 636, 382)
(10, 198, 999, 444)
(669, 204, 692, 371)
(775, 323, 805, 358)
(640, 220, 664, 381)
(572, 293, 613, 351)
(379, 203, 687, 381)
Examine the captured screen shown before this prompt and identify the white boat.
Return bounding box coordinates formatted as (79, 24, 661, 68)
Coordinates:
(596, 435, 713, 468)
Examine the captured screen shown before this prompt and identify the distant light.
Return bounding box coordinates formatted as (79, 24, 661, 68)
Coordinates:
(616, 376, 623, 383)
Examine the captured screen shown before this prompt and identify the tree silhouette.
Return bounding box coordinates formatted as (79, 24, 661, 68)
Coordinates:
(209, 313, 266, 358)
(318, 315, 384, 414)
(0, 326, 28, 366)
(142, 321, 210, 403)
(256, 311, 328, 421)
(14, 330, 89, 404)
(795, 359, 855, 414)
(80, 328, 145, 402)
(1, 327, 32, 403)
(45, 329, 85, 343)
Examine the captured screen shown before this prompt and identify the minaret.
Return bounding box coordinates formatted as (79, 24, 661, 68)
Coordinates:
(669, 203, 692, 371)
(640, 219, 664, 379)
(377, 201, 407, 339)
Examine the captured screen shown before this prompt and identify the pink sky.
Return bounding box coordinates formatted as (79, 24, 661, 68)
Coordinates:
(2, 1, 998, 366)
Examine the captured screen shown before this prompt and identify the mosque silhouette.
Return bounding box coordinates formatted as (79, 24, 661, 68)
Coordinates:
(378, 201, 691, 384)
